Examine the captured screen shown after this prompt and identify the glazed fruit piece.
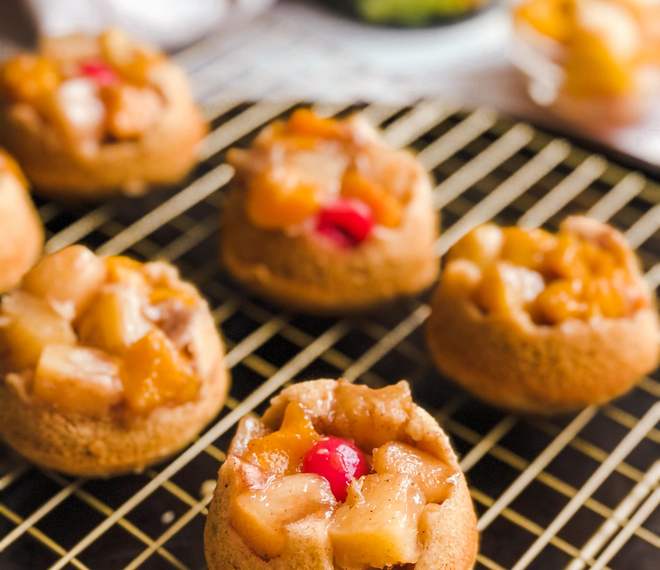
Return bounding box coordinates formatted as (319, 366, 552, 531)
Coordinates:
(0, 245, 229, 476)
(372, 441, 453, 503)
(427, 216, 659, 412)
(33, 345, 122, 416)
(221, 109, 439, 313)
(204, 379, 478, 569)
(0, 291, 76, 370)
(330, 473, 425, 567)
(0, 29, 207, 198)
(243, 401, 320, 476)
(231, 473, 337, 559)
(0, 149, 43, 294)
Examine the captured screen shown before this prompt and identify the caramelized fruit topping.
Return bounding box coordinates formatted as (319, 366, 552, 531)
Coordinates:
(446, 223, 503, 267)
(229, 384, 457, 567)
(515, 0, 572, 42)
(101, 83, 162, 139)
(0, 291, 76, 370)
(231, 473, 336, 559)
(236, 109, 413, 235)
(245, 171, 320, 229)
(372, 442, 453, 503)
(105, 255, 150, 295)
(329, 473, 425, 568)
(106, 255, 144, 280)
(22, 245, 107, 320)
(500, 227, 557, 271)
(120, 329, 199, 413)
(243, 402, 320, 477)
(474, 263, 545, 317)
(99, 28, 161, 85)
(563, 16, 637, 97)
(149, 286, 197, 307)
(302, 436, 369, 501)
(0, 246, 204, 417)
(78, 285, 150, 354)
(33, 345, 122, 416)
(1, 30, 162, 144)
(0, 54, 59, 104)
(448, 223, 645, 323)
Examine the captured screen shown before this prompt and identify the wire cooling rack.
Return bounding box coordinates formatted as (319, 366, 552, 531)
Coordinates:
(0, 37, 659, 570)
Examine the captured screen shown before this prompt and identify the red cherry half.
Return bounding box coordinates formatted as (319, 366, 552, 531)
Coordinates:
(79, 60, 119, 87)
(302, 436, 369, 501)
(315, 199, 374, 248)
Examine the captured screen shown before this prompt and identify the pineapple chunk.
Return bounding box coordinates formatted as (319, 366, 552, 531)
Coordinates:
(372, 442, 453, 503)
(119, 329, 198, 413)
(105, 256, 150, 296)
(246, 171, 320, 230)
(447, 224, 503, 267)
(101, 83, 162, 140)
(33, 345, 122, 415)
(231, 473, 336, 560)
(329, 473, 425, 568)
(514, 0, 572, 42)
(22, 245, 106, 320)
(564, 32, 636, 97)
(441, 260, 482, 298)
(475, 262, 545, 317)
(500, 227, 556, 271)
(0, 54, 60, 104)
(333, 381, 412, 451)
(78, 285, 150, 354)
(533, 279, 587, 323)
(244, 402, 319, 477)
(99, 28, 160, 85)
(0, 292, 76, 370)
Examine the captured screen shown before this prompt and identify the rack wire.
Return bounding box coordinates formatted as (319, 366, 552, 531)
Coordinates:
(1, 27, 659, 570)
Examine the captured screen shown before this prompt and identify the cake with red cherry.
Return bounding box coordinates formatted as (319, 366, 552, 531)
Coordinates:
(0, 149, 43, 293)
(204, 379, 478, 569)
(220, 109, 439, 313)
(0, 246, 229, 476)
(427, 216, 659, 413)
(0, 29, 207, 198)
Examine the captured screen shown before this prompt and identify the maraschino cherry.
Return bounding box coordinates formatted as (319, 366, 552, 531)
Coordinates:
(315, 199, 374, 248)
(79, 60, 119, 87)
(302, 436, 369, 501)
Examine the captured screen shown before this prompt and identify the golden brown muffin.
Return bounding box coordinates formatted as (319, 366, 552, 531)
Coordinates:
(427, 216, 659, 413)
(0, 149, 43, 293)
(0, 29, 207, 198)
(0, 246, 229, 476)
(205, 379, 478, 570)
(221, 109, 439, 314)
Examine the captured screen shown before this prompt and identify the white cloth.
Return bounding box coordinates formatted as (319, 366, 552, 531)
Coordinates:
(24, 0, 275, 49)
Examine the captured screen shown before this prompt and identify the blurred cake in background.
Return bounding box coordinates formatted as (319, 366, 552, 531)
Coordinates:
(513, 0, 660, 131)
